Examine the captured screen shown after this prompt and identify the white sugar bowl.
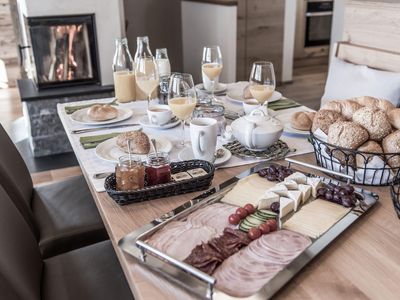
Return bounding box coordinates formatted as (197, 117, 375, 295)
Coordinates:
(231, 109, 283, 151)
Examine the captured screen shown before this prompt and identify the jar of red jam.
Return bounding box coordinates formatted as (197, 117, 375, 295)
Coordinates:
(145, 152, 171, 186)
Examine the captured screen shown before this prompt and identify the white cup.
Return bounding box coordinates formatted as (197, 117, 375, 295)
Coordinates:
(202, 71, 219, 92)
(190, 117, 218, 162)
(243, 99, 261, 115)
(147, 104, 172, 126)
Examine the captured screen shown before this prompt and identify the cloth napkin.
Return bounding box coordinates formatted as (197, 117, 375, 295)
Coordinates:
(79, 132, 120, 149)
(65, 99, 118, 114)
(268, 98, 301, 111)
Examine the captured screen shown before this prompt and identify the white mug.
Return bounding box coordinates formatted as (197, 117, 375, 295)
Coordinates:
(147, 104, 172, 126)
(202, 71, 219, 92)
(190, 118, 218, 162)
(243, 99, 261, 115)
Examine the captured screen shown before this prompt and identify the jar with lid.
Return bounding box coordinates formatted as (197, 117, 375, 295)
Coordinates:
(193, 104, 226, 136)
(145, 152, 171, 186)
(112, 37, 136, 103)
(115, 155, 145, 191)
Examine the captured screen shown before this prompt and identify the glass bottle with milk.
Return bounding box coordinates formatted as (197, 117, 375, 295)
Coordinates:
(112, 38, 135, 103)
(156, 48, 171, 104)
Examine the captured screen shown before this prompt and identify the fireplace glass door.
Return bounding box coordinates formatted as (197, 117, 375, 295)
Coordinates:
(27, 14, 100, 89)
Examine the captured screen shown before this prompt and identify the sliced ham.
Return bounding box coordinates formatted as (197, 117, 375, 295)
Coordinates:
(214, 230, 311, 298)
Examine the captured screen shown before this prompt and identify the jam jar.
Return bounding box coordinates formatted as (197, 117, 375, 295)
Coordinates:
(115, 156, 145, 191)
(193, 104, 226, 135)
(145, 152, 171, 186)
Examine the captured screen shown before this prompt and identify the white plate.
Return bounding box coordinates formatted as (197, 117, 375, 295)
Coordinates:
(95, 136, 173, 163)
(70, 107, 133, 126)
(195, 83, 227, 94)
(139, 116, 180, 129)
(227, 90, 282, 103)
(274, 111, 311, 137)
(178, 146, 232, 167)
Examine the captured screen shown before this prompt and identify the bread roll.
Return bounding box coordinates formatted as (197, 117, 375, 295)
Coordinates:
(311, 110, 345, 134)
(382, 130, 400, 168)
(388, 108, 400, 130)
(352, 107, 392, 141)
(376, 99, 395, 112)
(322, 101, 342, 114)
(291, 111, 315, 131)
(356, 141, 383, 168)
(340, 100, 363, 120)
(87, 104, 118, 121)
(116, 131, 150, 154)
(327, 121, 369, 166)
(353, 96, 379, 107)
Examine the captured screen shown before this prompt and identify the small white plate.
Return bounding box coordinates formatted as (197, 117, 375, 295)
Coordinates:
(95, 135, 173, 163)
(70, 107, 133, 126)
(274, 111, 311, 137)
(227, 90, 283, 104)
(195, 83, 227, 94)
(178, 147, 232, 167)
(139, 116, 180, 130)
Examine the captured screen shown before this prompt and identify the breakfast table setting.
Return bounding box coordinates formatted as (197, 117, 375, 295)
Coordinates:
(54, 37, 400, 300)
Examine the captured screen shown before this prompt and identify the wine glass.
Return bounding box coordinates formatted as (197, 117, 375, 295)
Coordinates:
(135, 56, 159, 108)
(168, 73, 197, 147)
(202, 46, 223, 102)
(249, 61, 276, 116)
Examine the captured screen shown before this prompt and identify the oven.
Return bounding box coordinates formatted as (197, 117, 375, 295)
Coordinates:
(305, 0, 333, 47)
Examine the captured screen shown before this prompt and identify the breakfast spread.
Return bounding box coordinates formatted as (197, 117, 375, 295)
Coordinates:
(87, 104, 118, 121)
(141, 164, 368, 298)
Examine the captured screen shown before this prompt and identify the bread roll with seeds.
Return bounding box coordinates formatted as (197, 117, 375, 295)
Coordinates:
(382, 130, 400, 168)
(352, 107, 392, 141)
(311, 110, 345, 134)
(388, 108, 400, 130)
(356, 141, 383, 168)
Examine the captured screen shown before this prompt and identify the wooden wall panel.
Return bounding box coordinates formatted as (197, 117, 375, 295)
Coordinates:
(236, 0, 247, 81)
(343, 0, 400, 53)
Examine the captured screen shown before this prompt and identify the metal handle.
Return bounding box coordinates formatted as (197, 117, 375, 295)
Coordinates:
(285, 158, 353, 180)
(306, 11, 333, 17)
(136, 240, 215, 297)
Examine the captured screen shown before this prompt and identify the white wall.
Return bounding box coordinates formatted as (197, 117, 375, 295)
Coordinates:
(17, 0, 125, 85)
(282, 0, 297, 82)
(181, 1, 237, 84)
(330, 0, 346, 59)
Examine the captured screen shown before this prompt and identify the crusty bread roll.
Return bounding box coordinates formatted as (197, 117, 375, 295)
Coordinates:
(291, 111, 315, 131)
(311, 110, 345, 134)
(322, 101, 342, 114)
(322, 100, 362, 120)
(352, 107, 392, 141)
(116, 131, 150, 154)
(382, 130, 400, 168)
(327, 121, 369, 166)
(356, 141, 383, 168)
(87, 104, 118, 121)
(353, 96, 379, 108)
(388, 108, 400, 130)
(376, 99, 395, 112)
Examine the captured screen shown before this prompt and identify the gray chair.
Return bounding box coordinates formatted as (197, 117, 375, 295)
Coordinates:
(0, 125, 107, 258)
(0, 185, 134, 300)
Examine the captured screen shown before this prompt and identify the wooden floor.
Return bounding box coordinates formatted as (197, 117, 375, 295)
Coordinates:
(0, 63, 327, 185)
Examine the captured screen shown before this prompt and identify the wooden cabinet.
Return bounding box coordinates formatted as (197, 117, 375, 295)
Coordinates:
(236, 0, 285, 82)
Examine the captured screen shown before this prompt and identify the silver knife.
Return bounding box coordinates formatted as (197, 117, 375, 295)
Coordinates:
(71, 123, 141, 134)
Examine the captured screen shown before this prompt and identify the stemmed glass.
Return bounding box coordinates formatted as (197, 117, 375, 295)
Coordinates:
(202, 46, 223, 102)
(135, 56, 159, 108)
(249, 61, 276, 117)
(168, 73, 197, 148)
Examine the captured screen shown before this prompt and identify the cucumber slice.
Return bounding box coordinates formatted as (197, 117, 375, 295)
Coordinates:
(245, 215, 265, 225)
(257, 209, 277, 217)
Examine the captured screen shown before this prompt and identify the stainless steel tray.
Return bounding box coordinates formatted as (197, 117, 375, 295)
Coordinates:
(119, 158, 378, 299)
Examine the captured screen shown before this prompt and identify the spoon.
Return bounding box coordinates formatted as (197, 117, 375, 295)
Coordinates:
(151, 138, 159, 159)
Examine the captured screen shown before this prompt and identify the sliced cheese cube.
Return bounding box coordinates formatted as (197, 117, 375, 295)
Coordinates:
(307, 177, 322, 197)
(258, 192, 279, 210)
(269, 183, 288, 197)
(280, 197, 294, 218)
(287, 190, 302, 211)
(283, 179, 298, 190)
(286, 172, 307, 184)
(298, 184, 312, 203)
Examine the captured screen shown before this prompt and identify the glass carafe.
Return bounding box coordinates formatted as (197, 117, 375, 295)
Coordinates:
(134, 36, 153, 62)
(112, 37, 136, 103)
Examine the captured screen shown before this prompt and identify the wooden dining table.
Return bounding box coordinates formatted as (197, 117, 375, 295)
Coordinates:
(59, 105, 400, 300)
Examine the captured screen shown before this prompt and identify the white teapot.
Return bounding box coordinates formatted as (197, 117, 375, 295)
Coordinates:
(231, 109, 283, 151)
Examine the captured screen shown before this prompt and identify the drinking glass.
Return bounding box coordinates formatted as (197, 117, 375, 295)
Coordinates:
(249, 61, 276, 116)
(202, 46, 223, 102)
(135, 56, 159, 108)
(168, 73, 197, 147)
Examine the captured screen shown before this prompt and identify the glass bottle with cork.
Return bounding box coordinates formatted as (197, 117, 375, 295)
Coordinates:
(112, 37, 136, 103)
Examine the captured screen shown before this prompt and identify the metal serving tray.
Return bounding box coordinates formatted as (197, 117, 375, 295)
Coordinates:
(119, 158, 378, 299)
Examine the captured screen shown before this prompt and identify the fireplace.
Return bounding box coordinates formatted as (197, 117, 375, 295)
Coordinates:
(24, 14, 100, 89)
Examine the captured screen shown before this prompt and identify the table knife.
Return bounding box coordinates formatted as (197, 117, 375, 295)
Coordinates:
(71, 123, 141, 134)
